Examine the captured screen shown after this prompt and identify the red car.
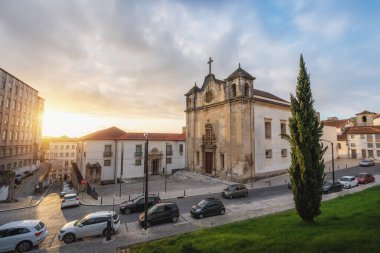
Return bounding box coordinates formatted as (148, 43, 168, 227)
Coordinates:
(356, 173, 375, 184)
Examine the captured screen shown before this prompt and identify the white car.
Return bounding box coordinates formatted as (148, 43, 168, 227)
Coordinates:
(61, 193, 80, 209)
(60, 188, 76, 198)
(58, 211, 120, 244)
(0, 220, 47, 253)
(338, 176, 359, 189)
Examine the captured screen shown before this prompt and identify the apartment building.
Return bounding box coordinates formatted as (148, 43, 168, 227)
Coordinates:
(0, 68, 44, 173)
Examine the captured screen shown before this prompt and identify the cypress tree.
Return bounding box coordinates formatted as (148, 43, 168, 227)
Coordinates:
(287, 54, 326, 222)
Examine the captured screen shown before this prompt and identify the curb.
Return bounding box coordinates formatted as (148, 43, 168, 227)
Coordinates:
(0, 185, 51, 212)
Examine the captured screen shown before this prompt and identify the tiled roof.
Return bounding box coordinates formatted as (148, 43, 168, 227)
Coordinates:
(253, 89, 289, 103)
(80, 126, 127, 140)
(355, 110, 376, 115)
(226, 66, 256, 81)
(185, 84, 200, 96)
(323, 119, 350, 128)
(118, 132, 186, 141)
(347, 126, 380, 135)
(337, 127, 351, 141)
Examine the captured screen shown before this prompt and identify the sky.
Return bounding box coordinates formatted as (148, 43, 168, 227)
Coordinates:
(1, 0, 379, 137)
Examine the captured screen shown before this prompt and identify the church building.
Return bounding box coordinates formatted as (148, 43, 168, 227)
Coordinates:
(185, 58, 291, 182)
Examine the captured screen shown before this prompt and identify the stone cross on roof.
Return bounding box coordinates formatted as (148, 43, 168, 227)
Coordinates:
(207, 57, 213, 74)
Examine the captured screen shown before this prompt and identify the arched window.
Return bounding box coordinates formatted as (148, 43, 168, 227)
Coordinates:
(244, 83, 249, 97)
(231, 84, 236, 98)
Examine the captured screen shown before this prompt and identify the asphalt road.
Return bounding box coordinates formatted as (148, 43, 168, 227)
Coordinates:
(0, 163, 379, 252)
(14, 164, 49, 199)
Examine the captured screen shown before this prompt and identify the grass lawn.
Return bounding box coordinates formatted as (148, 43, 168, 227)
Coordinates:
(132, 186, 380, 253)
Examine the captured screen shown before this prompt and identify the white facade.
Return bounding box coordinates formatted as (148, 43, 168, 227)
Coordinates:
(321, 126, 338, 162)
(45, 140, 77, 181)
(347, 133, 380, 160)
(374, 118, 380, 126)
(254, 104, 291, 174)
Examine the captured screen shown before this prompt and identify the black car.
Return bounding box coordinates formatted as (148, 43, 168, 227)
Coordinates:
(139, 202, 179, 227)
(222, 184, 248, 199)
(14, 174, 23, 184)
(190, 198, 225, 219)
(322, 181, 343, 194)
(120, 194, 161, 214)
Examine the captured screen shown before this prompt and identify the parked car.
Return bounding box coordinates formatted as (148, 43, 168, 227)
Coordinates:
(58, 211, 120, 244)
(338, 176, 359, 189)
(14, 174, 23, 185)
(322, 181, 343, 194)
(120, 194, 161, 214)
(355, 173, 375, 184)
(190, 198, 225, 219)
(222, 184, 248, 199)
(359, 158, 375, 167)
(138, 203, 179, 227)
(61, 193, 80, 209)
(0, 220, 47, 253)
(60, 188, 76, 198)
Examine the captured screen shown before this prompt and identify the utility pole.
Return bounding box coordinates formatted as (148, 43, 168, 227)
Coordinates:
(143, 134, 149, 230)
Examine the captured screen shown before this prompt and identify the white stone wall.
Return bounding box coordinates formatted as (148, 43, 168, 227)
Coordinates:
(321, 126, 338, 162)
(254, 104, 291, 174)
(374, 118, 380, 126)
(116, 140, 186, 179)
(337, 140, 349, 158)
(348, 134, 380, 160)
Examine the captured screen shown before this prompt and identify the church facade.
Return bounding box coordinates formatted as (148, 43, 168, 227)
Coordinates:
(185, 58, 291, 183)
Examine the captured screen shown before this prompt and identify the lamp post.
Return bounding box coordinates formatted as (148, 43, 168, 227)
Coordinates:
(119, 142, 124, 198)
(321, 139, 335, 183)
(143, 133, 149, 230)
(165, 142, 168, 193)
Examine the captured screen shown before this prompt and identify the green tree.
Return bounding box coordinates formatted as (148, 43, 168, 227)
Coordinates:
(287, 54, 326, 222)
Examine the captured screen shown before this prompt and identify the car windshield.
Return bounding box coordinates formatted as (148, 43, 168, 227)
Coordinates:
(225, 185, 235, 191)
(133, 196, 143, 204)
(148, 204, 159, 215)
(74, 215, 89, 226)
(197, 200, 209, 208)
(323, 181, 332, 186)
(340, 177, 350, 182)
(357, 174, 365, 178)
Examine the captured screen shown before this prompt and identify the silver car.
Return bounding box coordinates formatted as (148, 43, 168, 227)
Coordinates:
(58, 211, 120, 244)
(0, 220, 47, 252)
(359, 158, 375, 167)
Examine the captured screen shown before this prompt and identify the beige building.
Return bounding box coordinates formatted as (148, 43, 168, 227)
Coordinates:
(44, 137, 77, 182)
(0, 68, 44, 173)
(185, 60, 292, 182)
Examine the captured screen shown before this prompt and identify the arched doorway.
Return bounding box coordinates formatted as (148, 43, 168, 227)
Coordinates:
(148, 148, 163, 175)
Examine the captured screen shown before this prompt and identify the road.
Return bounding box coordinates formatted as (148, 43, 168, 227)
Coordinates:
(14, 164, 49, 199)
(0, 163, 379, 252)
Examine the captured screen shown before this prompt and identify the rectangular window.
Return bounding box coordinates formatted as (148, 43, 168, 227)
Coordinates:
(166, 157, 172, 164)
(179, 144, 183, 156)
(337, 143, 341, 149)
(66, 145, 70, 149)
(360, 134, 365, 139)
(351, 143, 356, 147)
(280, 121, 286, 138)
(166, 144, 173, 156)
(196, 152, 200, 165)
(377, 150, 380, 157)
(265, 149, 272, 158)
(135, 159, 141, 166)
(281, 149, 287, 157)
(71, 152, 75, 157)
(375, 134, 380, 141)
(104, 160, 111, 166)
(367, 134, 373, 141)
(103, 145, 112, 157)
(72, 145, 75, 149)
(265, 121, 272, 139)
(59, 153, 63, 157)
(135, 145, 142, 157)
(65, 153, 69, 157)
(376, 143, 380, 149)
(368, 143, 373, 148)
(350, 135, 355, 139)
(368, 150, 374, 158)
(65, 161, 69, 166)
(220, 153, 224, 169)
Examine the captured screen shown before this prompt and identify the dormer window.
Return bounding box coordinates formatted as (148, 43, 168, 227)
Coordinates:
(231, 84, 236, 98)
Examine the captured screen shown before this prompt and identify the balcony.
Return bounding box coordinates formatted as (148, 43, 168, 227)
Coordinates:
(103, 151, 113, 157)
(134, 151, 143, 157)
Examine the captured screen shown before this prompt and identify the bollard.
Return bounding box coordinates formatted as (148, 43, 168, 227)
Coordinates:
(129, 194, 130, 201)
(101, 197, 103, 206)
(184, 189, 186, 196)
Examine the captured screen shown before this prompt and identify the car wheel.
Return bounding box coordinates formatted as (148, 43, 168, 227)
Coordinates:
(328, 189, 332, 194)
(244, 192, 248, 197)
(102, 228, 115, 236)
(171, 216, 179, 223)
(220, 209, 225, 215)
(348, 185, 351, 189)
(146, 221, 151, 228)
(16, 240, 32, 252)
(199, 213, 204, 219)
(125, 208, 131, 215)
(63, 233, 76, 244)
(229, 195, 233, 199)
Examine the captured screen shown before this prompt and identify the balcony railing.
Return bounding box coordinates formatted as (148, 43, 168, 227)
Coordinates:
(103, 151, 113, 157)
(134, 151, 143, 157)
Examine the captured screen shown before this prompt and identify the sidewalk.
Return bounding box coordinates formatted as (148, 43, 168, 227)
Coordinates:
(80, 158, 360, 206)
(34, 174, 380, 253)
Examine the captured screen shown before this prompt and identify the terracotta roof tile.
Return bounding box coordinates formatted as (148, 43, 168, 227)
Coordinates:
(118, 132, 186, 141)
(347, 126, 380, 135)
(337, 127, 351, 141)
(80, 126, 127, 140)
(323, 119, 350, 128)
(253, 89, 289, 103)
(355, 110, 376, 115)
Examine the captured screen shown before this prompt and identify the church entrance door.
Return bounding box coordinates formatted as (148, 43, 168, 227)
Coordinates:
(205, 152, 213, 174)
(152, 159, 159, 175)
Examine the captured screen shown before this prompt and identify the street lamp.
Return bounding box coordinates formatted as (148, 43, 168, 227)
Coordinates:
(165, 142, 168, 193)
(143, 133, 149, 230)
(119, 142, 124, 198)
(321, 139, 335, 183)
